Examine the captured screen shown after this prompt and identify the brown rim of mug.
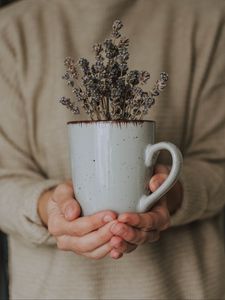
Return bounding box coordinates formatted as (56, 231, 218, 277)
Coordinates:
(67, 120, 155, 125)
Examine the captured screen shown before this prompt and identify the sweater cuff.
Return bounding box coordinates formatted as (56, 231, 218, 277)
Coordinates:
(170, 165, 207, 227)
(19, 179, 63, 246)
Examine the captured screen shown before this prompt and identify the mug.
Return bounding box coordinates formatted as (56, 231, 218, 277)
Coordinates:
(68, 120, 183, 215)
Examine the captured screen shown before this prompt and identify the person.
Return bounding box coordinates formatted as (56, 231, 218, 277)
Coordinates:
(0, 0, 225, 299)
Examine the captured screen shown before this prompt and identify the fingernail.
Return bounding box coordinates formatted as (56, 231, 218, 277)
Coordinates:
(103, 215, 114, 223)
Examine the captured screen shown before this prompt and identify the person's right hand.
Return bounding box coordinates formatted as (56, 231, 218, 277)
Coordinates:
(39, 181, 119, 259)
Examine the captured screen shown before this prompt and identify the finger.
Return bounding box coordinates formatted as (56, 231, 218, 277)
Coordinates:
(149, 173, 168, 192)
(74, 220, 117, 252)
(57, 237, 114, 260)
(54, 182, 75, 204)
(48, 197, 77, 236)
(48, 210, 117, 237)
(111, 222, 149, 245)
(68, 211, 117, 236)
(151, 199, 170, 230)
(154, 164, 170, 175)
(150, 164, 170, 192)
(57, 220, 116, 253)
(53, 183, 81, 220)
(82, 241, 114, 260)
(110, 249, 124, 259)
(110, 236, 137, 254)
(118, 199, 170, 231)
(111, 224, 160, 245)
(64, 199, 81, 221)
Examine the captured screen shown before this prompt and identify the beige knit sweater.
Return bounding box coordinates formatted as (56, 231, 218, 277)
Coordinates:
(0, 0, 225, 299)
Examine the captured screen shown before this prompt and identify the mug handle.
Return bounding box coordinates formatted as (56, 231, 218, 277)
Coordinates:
(136, 142, 183, 213)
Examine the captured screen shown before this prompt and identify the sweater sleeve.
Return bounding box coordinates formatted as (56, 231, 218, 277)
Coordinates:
(0, 25, 62, 246)
(170, 20, 225, 227)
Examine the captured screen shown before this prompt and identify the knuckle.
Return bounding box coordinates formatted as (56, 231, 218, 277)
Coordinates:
(90, 214, 103, 228)
(73, 240, 86, 253)
(90, 245, 111, 260)
(64, 238, 83, 253)
(56, 238, 67, 251)
(97, 230, 107, 243)
(114, 223, 126, 236)
(99, 225, 112, 241)
(70, 222, 85, 237)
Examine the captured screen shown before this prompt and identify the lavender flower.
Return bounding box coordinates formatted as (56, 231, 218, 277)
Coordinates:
(127, 70, 140, 86)
(59, 97, 80, 114)
(139, 71, 150, 84)
(112, 19, 123, 38)
(59, 20, 169, 120)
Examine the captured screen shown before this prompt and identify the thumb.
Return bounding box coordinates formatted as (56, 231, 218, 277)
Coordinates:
(54, 183, 81, 221)
(63, 198, 81, 221)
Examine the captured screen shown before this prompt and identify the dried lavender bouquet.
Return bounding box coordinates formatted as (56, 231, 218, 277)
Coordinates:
(59, 20, 168, 121)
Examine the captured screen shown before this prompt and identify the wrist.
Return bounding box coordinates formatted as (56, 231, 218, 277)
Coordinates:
(38, 188, 55, 227)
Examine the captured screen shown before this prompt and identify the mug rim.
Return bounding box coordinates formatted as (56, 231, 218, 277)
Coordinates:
(67, 119, 155, 125)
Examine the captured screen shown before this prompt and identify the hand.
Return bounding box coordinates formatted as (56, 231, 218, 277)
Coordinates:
(109, 164, 183, 258)
(38, 181, 118, 259)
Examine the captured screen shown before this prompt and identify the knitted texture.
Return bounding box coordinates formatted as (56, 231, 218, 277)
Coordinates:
(0, 0, 225, 299)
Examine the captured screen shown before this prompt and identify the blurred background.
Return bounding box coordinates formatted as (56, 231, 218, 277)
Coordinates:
(0, 0, 12, 6)
(0, 2, 12, 299)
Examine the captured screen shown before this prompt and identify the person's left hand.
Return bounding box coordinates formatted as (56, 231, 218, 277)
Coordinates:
(109, 164, 182, 259)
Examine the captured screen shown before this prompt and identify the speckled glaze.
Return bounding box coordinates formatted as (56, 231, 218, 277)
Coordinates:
(68, 121, 183, 215)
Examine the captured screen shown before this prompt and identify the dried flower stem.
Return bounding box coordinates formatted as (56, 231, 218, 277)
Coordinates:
(59, 20, 168, 121)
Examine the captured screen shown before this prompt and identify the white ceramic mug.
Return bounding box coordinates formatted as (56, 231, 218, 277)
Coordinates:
(68, 120, 183, 215)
